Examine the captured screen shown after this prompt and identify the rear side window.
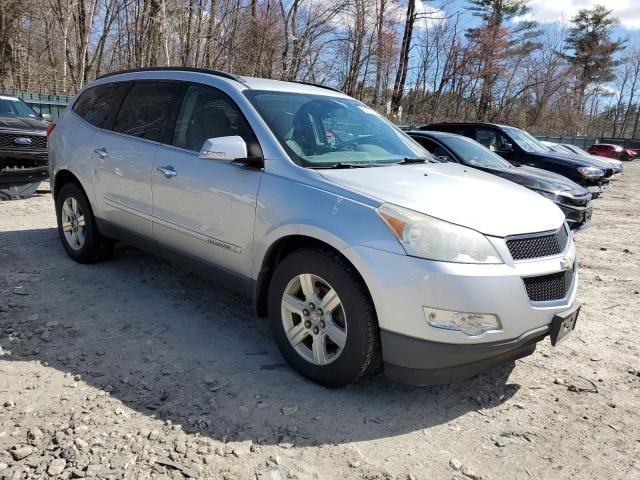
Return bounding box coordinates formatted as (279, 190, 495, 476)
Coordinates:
(72, 82, 129, 128)
(112, 82, 181, 142)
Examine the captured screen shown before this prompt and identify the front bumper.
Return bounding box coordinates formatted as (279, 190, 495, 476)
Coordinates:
(344, 232, 577, 384)
(586, 183, 610, 195)
(0, 151, 48, 186)
(382, 326, 547, 385)
(557, 203, 592, 230)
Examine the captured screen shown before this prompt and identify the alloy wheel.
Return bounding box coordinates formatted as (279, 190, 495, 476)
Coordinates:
(61, 197, 86, 250)
(281, 273, 348, 365)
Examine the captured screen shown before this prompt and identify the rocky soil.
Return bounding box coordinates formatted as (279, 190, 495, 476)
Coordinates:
(0, 164, 639, 480)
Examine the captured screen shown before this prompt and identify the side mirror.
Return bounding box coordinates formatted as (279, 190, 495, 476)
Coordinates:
(498, 143, 513, 153)
(199, 135, 248, 161)
(41, 113, 52, 122)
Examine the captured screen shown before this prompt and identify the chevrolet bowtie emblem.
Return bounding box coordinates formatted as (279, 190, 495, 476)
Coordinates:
(560, 257, 573, 271)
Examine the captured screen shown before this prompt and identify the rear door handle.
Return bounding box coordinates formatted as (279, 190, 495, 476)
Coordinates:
(157, 166, 177, 178)
(94, 148, 108, 158)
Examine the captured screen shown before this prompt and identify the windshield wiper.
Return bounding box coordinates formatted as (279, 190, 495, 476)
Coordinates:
(313, 162, 388, 169)
(397, 157, 430, 164)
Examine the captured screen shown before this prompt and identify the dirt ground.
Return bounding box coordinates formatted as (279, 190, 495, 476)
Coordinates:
(0, 164, 639, 480)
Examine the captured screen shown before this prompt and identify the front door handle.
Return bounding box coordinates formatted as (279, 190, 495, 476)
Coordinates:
(94, 148, 108, 158)
(157, 166, 177, 178)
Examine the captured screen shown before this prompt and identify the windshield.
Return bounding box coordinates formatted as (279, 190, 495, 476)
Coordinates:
(503, 126, 549, 153)
(438, 135, 512, 169)
(244, 91, 429, 167)
(0, 96, 40, 119)
(565, 144, 590, 156)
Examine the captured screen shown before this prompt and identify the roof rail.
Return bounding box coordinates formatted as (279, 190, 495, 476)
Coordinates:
(289, 80, 342, 93)
(96, 67, 245, 85)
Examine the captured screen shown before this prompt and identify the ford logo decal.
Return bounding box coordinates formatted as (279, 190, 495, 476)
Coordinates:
(14, 137, 32, 145)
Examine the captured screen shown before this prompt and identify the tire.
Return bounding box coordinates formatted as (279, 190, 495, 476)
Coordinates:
(55, 183, 114, 263)
(0, 181, 40, 200)
(267, 248, 381, 387)
(621, 153, 631, 162)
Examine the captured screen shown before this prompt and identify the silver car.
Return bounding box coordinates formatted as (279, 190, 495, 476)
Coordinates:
(48, 68, 580, 387)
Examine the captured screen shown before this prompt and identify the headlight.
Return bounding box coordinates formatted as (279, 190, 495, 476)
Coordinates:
(577, 166, 604, 178)
(376, 203, 502, 264)
(533, 189, 557, 201)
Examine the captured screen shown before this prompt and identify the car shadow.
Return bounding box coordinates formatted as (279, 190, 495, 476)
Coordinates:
(0, 227, 521, 446)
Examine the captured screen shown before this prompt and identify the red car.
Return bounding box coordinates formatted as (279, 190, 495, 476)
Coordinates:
(587, 143, 638, 161)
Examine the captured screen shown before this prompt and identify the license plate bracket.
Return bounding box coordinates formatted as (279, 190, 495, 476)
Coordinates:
(550, 303, 580, 346)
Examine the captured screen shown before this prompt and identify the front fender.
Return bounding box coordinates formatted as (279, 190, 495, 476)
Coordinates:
(251, 173, 404, 280)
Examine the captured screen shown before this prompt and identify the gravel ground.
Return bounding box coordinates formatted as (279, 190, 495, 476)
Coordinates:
(0, 164, 639, 480)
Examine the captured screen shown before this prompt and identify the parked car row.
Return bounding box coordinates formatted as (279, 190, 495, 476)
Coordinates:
(408, 131, 593, 230)
(47, 68, 585, 387)
(403, 122, 634, 231)
(541, 141, 624, 175)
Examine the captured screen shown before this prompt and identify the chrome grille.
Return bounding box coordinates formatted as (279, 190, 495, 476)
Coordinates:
(506, 227, 568, 261)
(0, 133, 47, 150)
(523, 269, 573, 302)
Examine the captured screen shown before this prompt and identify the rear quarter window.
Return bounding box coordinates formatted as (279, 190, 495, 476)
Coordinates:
(112, 82, 181, 142)
(72, 82, 130, 128)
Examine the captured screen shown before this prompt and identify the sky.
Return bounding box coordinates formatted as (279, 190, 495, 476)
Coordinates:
(517, 0, 640, 31)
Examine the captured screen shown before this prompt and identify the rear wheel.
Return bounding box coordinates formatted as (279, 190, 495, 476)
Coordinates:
(268, 248, 381, 387)
(55, 183, 113, 263)
(0, 181, 40, 200)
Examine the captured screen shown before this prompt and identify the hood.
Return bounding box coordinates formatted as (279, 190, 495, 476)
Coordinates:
(319, 162, 565, 237)
(0, 116, 48, 133)
(529, 150, 612, 170)
(486, 165, 588, 195)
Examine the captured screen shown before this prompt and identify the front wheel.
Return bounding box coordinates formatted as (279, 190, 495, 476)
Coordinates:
(268, 249, 381, 387)
(55, 183, 113, 263)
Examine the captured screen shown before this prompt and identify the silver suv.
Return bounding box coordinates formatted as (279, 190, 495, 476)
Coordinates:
(48, 68, 580, 387)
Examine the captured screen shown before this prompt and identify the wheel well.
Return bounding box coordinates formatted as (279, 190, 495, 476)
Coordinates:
(53, 170, 84, 200)
(255, 235, 371, 318)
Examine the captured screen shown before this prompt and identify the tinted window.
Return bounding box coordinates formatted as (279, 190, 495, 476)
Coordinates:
(414, 137, 452, 161)
(173, 85, 257, 153)
(475, 127, 509, 152)
(113, 82, 181, 142)
(73, 83, 129, 128)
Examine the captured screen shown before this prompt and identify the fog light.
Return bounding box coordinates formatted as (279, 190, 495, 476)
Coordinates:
(423, 307, 501, 336)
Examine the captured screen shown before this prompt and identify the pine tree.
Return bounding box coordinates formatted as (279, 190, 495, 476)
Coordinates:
(465, 0, 540, 121)
(564, 5, 626, 114)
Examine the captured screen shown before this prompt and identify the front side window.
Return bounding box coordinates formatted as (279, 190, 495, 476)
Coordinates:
(0, 96, 40, 119)
(474, 127, 508, 152)
(112, 82, 181, 142)
(244, 91, 428, 167)
(72, 82, 130, 128)
(173, 85, 257, 154)
(502, 127, 548, 153)
(439, 135, 512, 169)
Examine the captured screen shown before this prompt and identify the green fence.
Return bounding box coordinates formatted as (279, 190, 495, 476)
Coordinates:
(1, 90, 70, 120)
